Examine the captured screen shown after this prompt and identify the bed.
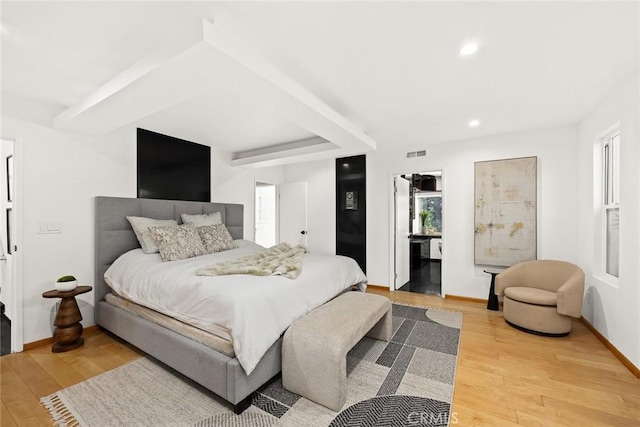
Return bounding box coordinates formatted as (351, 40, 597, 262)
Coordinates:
(94, 196, 366, 413)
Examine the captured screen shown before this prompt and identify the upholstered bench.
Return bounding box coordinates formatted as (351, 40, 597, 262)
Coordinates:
(282, 292, 392, 411)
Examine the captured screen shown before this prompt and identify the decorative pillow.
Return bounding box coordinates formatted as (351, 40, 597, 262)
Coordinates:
(198, 224, 238, 253)
(181, 211, 222, 228)
(149, 224, 207, 262)
(127, 216, 178, 254)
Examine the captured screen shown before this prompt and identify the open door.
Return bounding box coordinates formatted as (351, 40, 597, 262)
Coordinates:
(279, 182, 308, 247)
(394, 176, 410, 289)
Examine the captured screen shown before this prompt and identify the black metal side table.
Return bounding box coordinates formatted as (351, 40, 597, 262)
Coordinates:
(483, 270, 502, 311)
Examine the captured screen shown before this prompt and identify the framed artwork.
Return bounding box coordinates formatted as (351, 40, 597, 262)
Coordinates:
(6, 155, 13, 202)
(474, 156, 537, 266)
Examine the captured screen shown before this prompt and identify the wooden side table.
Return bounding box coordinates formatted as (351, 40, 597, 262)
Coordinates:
(42, 285, 92, 353)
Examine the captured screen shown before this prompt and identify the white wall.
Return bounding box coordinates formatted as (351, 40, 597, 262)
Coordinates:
(577, 68, 640, 368)
(4, 70, 635, 372)
(278, 126, 580, 299)
(366, 126, 579, 295)
(0, 116, 283, 344)
(1, 117, 136, 344)
(212, 164, 285, 241)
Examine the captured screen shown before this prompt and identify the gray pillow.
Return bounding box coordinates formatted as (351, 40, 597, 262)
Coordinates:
(198, 224, 238, 253)
(149, 224, 207, 262)
(127, 216, 178, 254)
(181, 212, 222, 228)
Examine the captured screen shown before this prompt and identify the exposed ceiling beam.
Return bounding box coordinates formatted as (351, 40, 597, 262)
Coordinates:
(52, 27, 206, 132)
(231, 137, 337, 168)
(53, 18, 377, 166)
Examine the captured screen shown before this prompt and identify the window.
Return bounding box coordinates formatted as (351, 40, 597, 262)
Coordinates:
(415, 193, 442, 234)
(603, 131, 620, 278)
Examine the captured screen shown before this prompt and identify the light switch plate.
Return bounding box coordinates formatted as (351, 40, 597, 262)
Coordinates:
(37, 222, 62, 234)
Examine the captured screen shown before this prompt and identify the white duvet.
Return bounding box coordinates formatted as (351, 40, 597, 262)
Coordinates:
(104, 240, 367, 375)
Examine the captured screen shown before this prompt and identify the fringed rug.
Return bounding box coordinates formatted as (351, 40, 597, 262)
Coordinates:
(41, 303, 462, 427)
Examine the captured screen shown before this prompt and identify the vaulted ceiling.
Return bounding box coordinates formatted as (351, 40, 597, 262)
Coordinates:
(2, 2, 638, 166)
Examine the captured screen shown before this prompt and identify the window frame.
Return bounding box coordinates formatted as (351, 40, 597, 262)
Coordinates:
(601, 129, 620, 281)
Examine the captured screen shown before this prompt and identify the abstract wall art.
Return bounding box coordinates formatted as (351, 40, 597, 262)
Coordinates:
(474, 156, 537, 266)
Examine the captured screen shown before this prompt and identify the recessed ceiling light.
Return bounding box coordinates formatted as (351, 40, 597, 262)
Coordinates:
(460, 43, 479, 56)
(469, 119, 480, 127)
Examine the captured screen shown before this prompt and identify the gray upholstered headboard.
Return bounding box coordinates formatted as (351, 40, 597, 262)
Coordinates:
(95, 196, 244, 303)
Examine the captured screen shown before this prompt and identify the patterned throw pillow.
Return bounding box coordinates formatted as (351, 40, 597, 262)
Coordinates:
(181, 211, 222, 228)
(198, 224, 238, 253)
(148, 224, 207, 262)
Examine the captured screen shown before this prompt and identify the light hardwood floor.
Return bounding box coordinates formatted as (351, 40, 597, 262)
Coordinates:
(1, 289, 639, 426)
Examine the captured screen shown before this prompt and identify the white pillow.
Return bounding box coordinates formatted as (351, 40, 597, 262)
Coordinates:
(181, 211, 222, 227)
(126, 216, 177, 254)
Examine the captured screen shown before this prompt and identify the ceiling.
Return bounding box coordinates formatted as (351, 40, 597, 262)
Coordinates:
(1, 1, 638, 166)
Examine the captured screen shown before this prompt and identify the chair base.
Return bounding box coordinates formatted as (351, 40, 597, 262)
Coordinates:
(503, 296, 572, 335)
(505, 319, 569, 338)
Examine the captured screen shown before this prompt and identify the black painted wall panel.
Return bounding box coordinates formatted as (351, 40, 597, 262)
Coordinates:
(137, 128, 211, 202)
(336, 155, 366, 273)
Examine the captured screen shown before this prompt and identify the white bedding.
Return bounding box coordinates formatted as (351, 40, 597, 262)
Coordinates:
(104, 240, 367, 375)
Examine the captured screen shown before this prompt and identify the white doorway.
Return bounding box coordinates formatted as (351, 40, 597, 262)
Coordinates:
(279, 182, 308, 247)
(391, 170, 444, 296)
(255, 182, 277, 248)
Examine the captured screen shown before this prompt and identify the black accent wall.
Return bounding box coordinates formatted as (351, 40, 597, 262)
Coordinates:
(336, 155, 366, 273)
(137, 128, 211, 202)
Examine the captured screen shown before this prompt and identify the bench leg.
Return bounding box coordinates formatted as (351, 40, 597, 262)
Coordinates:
(283, 343, 347, 412)
(233, 394, 252, 415)
(366, 309, 392, 341)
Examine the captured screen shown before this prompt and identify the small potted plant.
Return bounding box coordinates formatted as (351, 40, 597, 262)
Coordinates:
(420, 208, 436, 235)
(419, 209, 436, 234)
(419, 210, 428, 234)
(55, 275, 78, 292)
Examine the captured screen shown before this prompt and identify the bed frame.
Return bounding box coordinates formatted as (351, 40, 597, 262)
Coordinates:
(94, 196, 281, 413)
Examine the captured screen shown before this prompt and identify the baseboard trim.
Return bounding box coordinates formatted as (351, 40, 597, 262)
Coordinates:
(367, 283, 389, 289)
(580, 317, 639, 378)
(444, 294, 503, 308)
(23, 325, 100, 351)
(444, 294, 486, 304)
(23, 337, 51, 351)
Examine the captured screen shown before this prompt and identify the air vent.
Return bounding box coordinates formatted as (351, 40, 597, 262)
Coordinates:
(406, 150, 426, 158)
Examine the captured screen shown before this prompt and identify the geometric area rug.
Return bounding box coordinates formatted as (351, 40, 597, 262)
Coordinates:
(41, 303, 462, 427)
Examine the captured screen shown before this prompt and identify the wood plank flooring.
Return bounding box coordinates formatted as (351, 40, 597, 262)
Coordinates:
(2, 289, 639, 426)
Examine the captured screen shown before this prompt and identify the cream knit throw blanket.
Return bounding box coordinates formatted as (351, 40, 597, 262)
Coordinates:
(196, 242, 306, 279)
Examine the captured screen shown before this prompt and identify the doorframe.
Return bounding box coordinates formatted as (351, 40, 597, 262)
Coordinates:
(387, 168, 447, 297)
(5, 137, 24, 352)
